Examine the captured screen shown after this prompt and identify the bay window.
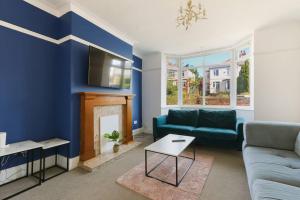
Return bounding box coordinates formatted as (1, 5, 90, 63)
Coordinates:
(165, 40, 253, 109)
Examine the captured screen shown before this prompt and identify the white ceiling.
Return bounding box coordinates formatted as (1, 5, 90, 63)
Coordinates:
(38, 0, 300, 55)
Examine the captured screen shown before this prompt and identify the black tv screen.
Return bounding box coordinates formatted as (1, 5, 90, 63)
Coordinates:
(88, 46, 132, 89)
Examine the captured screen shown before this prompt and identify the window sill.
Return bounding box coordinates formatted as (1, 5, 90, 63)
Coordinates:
(161, 105, 254, 111)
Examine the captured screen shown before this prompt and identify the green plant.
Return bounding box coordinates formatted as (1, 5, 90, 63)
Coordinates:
(104, 130, 120, 144)
(237, 59, 250, 94)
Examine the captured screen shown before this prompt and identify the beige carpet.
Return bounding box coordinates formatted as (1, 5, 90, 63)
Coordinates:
(7, 133, 250, 200)
(117, 152, 214, 200)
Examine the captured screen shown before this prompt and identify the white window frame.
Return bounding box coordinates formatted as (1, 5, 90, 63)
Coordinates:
(164, 37, 254, 110)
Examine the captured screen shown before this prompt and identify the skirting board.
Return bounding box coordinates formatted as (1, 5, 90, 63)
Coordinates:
(132, 127, 144, 135)
(0, 128, 145, 184)
(0, 155, 79, 185)
(142, 127, 153, 134)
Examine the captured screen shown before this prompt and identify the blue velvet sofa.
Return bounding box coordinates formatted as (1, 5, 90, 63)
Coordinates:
(153, 109, 244, 149)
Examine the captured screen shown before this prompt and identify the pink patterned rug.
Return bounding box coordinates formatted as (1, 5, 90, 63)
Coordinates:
(117, 152, 214, 200)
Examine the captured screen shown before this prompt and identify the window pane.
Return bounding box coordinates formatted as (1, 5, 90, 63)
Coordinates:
(237, 59, 250, 106)
(205, 51, 232, 65)
(237, 46, 251, 61)
(182, 56, 204, 67)
(204, 52, 231, 105)
(182, 67, 204, 105)
(166, 58, 179, 105)
(181, 57, 204, 105)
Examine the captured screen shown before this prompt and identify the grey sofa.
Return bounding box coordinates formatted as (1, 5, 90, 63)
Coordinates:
(243, 121, 300, 200)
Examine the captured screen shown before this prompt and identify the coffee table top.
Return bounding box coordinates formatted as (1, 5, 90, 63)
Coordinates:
(144, 134, 195, 156)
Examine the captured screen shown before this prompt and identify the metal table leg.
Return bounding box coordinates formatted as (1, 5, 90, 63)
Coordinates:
(193, 144, 196, 160)
(145, 143, 195, 187)
(31, 150, 34, 175)
(55, 147, 58, 166)
(41, 143, 70, 182)
(39, 148, 42, 185)
(26, 151, 29, 177)
(145, 150, 147, 176)
(175, 156, 178, 186)
(42, 149, 46, 181)
(0, 148, 43, 200)
(66, 143, 70, 171)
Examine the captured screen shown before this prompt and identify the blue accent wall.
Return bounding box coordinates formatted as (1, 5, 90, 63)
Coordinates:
(132, 56, 143, 130)
(0, 0, 143, 159)
(0, 26, 58, 143)
(0, 0, 60, 39)
(67, 12, 132, 59)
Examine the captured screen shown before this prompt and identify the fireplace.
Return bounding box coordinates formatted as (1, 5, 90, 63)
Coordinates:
(80, 92, 133, 161)
(94, 106, 123, 155)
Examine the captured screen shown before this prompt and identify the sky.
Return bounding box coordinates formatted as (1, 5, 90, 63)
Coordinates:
(182, 51, 232, 67)
(167, 46, 250, 76)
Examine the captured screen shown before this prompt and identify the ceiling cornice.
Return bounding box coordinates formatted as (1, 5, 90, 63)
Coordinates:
(24, 0, 61, 16)
(24, 0, 136, 45)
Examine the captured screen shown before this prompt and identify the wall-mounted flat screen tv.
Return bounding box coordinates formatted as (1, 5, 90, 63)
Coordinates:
(88, 46, 132, 89)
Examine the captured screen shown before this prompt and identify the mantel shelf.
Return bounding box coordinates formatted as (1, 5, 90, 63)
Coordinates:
(80, 92, 135, 97)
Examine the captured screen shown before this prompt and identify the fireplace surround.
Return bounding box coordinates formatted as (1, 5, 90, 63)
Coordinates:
(80, 92, 133, 161)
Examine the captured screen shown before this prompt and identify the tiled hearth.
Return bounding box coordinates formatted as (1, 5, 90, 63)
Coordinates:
(79, 141, 141, 172)
(80, 105, 141, 172)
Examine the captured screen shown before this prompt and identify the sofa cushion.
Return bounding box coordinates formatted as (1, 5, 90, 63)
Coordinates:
(157, 124, 194, 137)
(192, 127, 237, 141)
(243, 146, 300, 188)
(295, 132, 300, 156)
(167, 109, 198, 126)
(253, 179, 300, 200)
(197, 109, 236, 130)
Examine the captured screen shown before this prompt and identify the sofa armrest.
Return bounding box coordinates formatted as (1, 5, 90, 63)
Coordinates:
(153, 115, 167, 141)
(244, 121, 300, 150)
(236, 118, 244, 149)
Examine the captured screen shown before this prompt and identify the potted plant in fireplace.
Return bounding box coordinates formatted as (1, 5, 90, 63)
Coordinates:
(104, 130, 120, 153)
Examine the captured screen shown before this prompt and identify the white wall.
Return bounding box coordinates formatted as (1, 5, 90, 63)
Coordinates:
(254, 21, 300, 123)
(142, 52, 163, 133)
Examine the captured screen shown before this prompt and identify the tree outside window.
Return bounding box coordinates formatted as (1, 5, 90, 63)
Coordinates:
(166, 58, 179, 105)
(236, 46, 251, 106)
(181, 56, 205, 105)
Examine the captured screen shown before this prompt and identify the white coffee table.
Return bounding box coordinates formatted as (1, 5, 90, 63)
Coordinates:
(144, 134, 195, 186)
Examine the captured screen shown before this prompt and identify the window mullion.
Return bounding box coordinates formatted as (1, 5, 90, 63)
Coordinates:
(231, 49, 237, 108)
(178, 57, 183, 106)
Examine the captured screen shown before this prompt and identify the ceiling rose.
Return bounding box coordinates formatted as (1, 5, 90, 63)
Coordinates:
(177, 0, 208, 30)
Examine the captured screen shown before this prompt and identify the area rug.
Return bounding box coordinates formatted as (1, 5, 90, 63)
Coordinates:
(117, 152, 214, 200)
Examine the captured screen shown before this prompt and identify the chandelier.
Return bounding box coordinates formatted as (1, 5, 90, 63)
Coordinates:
(177, 0, 207, 30)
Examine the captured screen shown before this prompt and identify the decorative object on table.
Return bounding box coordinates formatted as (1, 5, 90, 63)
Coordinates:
(0, 132, 7, 148)
(177, 0, 208, 30)
(104, 130, 120, 153)
(172, 139, 186, 142)
(117, 152, 214, 200)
